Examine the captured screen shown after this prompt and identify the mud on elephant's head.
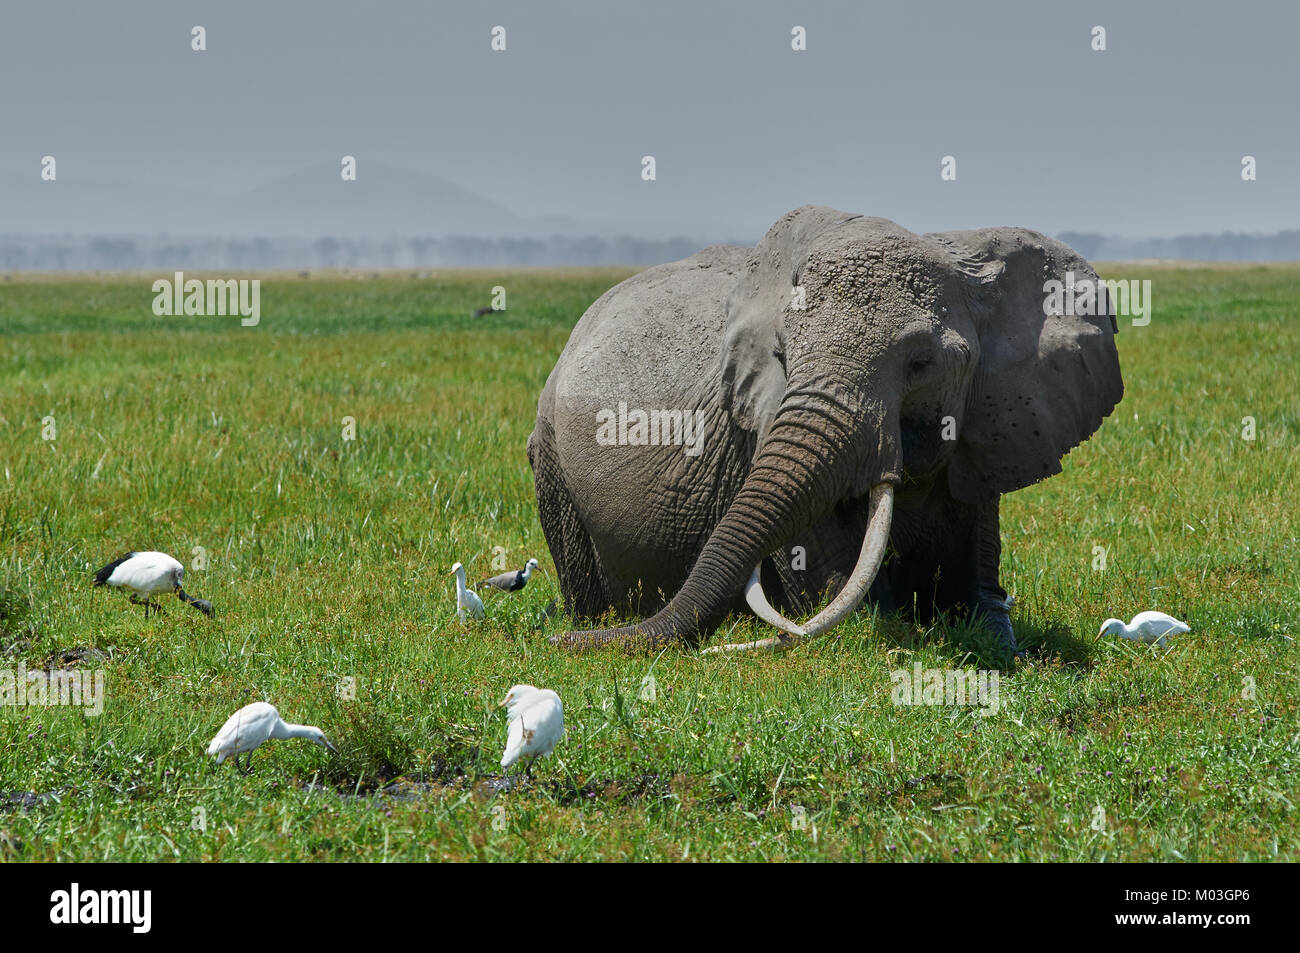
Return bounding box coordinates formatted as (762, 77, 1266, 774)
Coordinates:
(566, 205, 1123, 650)
(722, 205, 1122, 502)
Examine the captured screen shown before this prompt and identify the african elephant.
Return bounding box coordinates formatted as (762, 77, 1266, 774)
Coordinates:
(528, 206, 1123, 653)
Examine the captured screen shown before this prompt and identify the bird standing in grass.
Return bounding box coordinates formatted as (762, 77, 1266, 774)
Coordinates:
(500, 684, 564, 777)
(93, 551, 212, 617)
(207, 702, 336, 773)
(1097, 611, 1190, 647)
(450, 562, 485, 622)
(480, 557, 539, 593)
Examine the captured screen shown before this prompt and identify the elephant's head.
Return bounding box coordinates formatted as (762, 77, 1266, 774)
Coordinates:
(562, 205, 1123, 650)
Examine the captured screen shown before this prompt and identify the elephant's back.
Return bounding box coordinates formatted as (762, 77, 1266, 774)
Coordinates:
(549, 243, 749, 404)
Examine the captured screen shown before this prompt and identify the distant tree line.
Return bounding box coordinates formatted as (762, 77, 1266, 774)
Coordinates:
(3, 230, 1299, 271)
(1058, 230, 1300, 262)
(0, 234, 712, 271)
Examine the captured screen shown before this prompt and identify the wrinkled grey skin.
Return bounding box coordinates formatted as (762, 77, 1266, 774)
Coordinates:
(528, 206, 1123, 653)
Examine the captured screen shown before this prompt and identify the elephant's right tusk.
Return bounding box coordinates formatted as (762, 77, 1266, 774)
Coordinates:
(706, 483, 894, 654)
(743, 566, 806, 639)
(698, 569, 804, 654)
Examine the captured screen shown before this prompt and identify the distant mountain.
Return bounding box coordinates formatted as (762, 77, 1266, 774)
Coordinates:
(0, 164, 526, 238)
(0, 164, 756, 243)
(225, 163, 525, 237)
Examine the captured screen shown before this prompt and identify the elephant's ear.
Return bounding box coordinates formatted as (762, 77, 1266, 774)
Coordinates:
(934, 227, 1124, 502)
(720, 206, 861, 443)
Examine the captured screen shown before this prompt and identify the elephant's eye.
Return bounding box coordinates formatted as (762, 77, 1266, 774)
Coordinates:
(907, 350, 934, 378)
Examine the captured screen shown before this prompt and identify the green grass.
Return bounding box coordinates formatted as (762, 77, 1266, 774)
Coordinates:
(0, 264, 1296, 861)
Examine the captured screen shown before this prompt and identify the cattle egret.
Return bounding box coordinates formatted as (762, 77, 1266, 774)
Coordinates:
(1097, 611, 1190, 647)
(450, 562, 485, 622)
(500, 684, 564, 776)
(480, 558, 539, 593)
(93, 551, 212, 618)
(207, 702, 336, 773)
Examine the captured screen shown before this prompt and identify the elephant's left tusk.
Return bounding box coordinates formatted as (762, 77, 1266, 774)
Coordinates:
(705, 483, 894, 654)
(801, 482, 893, 636)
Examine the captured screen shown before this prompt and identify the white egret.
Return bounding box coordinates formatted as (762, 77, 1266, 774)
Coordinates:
(480, 558, 539, 593)
(207, 702, 336, 773)
(500, 684, 564, 777)
(1097, 611, 1190, 647)
(450, 562, 485, 622)
(93, 551, 212, 617)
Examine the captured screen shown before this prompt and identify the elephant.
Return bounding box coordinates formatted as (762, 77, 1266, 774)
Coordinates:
(527, 206, 1123, 654)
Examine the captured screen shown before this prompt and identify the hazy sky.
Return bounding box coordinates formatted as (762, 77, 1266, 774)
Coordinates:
(2, 0, 1297, 237)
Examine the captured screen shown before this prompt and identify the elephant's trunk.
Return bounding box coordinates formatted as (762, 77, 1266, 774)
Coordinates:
(559, 384, 897, 650)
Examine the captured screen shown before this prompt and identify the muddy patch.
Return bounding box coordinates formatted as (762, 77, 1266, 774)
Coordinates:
(886, 772, 967, 809)
(45, 647, 108, 670)
(379, 779, 445, 802)
(300, 767, 672, 809)
(1, 790, 60, 812)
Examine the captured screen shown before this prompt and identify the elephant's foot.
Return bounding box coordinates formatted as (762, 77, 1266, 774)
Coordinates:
(973, 592, 1018, 658)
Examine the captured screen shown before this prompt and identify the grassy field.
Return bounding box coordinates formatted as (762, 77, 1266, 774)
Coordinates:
(0, 264, 1297, 861)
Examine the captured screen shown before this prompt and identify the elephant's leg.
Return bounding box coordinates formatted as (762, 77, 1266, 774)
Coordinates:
(529, 427, 613, 620)
(953, 497, 1016, 655)
(904, 496, 1014, 655)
